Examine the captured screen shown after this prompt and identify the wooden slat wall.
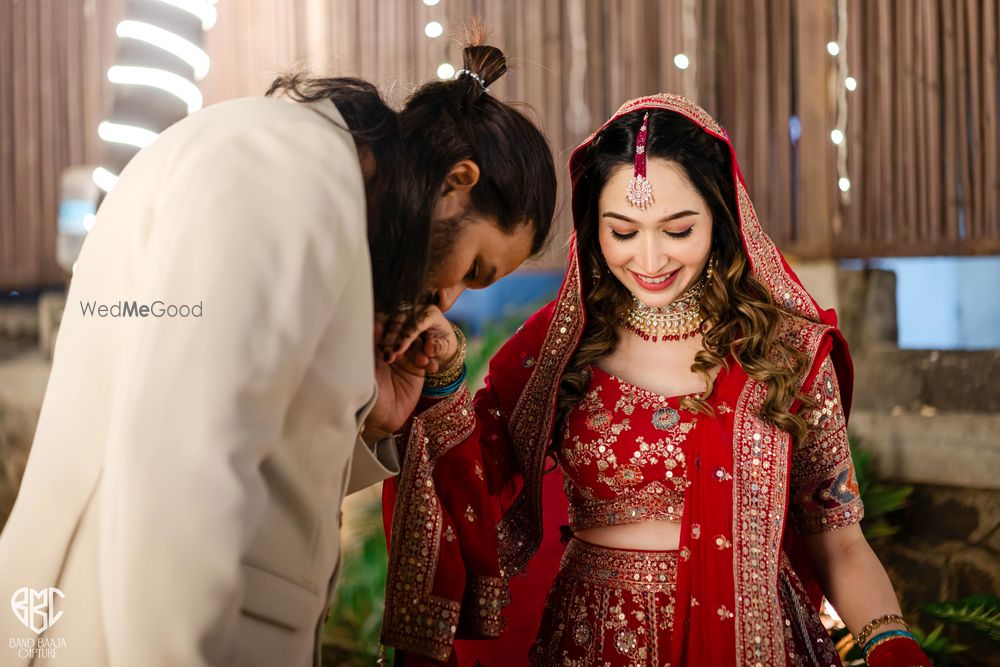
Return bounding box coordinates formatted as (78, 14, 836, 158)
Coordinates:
(837, 0, 1000, 257)
(4, 1, 998, 289)
(1, 0, 123, 290)
(201, 0, 805, 268)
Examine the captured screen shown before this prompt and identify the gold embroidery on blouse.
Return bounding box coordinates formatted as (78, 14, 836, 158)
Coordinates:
(557, 376, 698, 530)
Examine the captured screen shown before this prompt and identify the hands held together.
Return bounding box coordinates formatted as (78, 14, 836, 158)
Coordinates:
(363, 305, 463, 443)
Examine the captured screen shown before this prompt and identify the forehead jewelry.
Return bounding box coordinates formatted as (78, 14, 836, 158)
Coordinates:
(625, 112, 654, 209)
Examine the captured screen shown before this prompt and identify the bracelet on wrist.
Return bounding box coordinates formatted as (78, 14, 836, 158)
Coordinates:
(863, 629, 918, 659)
(856, 613, 908, 647)
(422, 364, 467, 397)
(424, 323, 467, 389)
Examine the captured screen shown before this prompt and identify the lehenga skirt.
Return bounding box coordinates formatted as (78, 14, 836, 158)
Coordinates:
(529, 538, 678, 667)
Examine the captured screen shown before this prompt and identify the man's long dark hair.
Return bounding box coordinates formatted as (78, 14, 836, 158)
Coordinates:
(265, 75, 424, 316)
(267, 33, 557, 317)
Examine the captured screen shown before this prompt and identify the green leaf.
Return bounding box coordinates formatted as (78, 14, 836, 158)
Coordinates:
(923, 595, 1000, 645)
(924, 624, 944, 645)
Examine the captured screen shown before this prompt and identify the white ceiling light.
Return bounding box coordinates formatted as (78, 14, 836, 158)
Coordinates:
(116, 20, 211, 80)
(830, 129, 844, 145)
(152, 0, 217, 30)
(107, 65, 203, 113)
(826, 41, 840, 56)
(98, 121, 160, 149)
(92, 167, 119, 193)
(673, 53, 690, 70)
(845, 76, 858, 91)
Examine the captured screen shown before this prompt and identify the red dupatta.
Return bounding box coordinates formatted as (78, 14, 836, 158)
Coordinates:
(382, 94, 854, 666)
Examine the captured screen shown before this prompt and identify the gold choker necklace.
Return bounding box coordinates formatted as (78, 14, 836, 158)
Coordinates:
(620, 277, 705, 342)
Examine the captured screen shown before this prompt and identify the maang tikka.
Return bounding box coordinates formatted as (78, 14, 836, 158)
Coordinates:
(625, 112, 654, 209)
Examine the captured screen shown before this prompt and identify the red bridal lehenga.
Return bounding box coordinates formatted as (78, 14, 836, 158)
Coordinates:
(381, 94, 863, 667)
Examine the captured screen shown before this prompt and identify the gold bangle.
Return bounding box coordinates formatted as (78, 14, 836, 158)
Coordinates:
(424, 323, 467, 389)
(855, 613, 907, 647)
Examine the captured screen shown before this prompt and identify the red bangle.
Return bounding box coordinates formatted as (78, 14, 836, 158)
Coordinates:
(864, 634, 932, 667)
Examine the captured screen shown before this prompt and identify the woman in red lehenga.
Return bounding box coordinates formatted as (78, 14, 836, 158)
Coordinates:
(379, 95, 930, 667)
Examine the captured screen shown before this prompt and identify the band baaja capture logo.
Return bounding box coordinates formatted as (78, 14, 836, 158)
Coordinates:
(8, 588, 67, 660)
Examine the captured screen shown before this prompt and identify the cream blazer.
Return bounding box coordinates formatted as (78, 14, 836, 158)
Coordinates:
(0, 97, 398, 666)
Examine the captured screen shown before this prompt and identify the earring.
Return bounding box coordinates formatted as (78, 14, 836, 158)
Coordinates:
(591, 267, 601, 284)
(705, 253, 717, 281)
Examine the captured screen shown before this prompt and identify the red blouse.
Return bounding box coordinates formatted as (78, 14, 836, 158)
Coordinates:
(557, 365, 717, 531)
(557, 356, 863, 536)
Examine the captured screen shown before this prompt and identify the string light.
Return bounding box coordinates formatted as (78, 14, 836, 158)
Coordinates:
(437, 63, 455, 79)
(422, 2, 450, 81)
(830, 0, 851, 204)
(679, 0, 697, 100)
(424, 21, 443, 38)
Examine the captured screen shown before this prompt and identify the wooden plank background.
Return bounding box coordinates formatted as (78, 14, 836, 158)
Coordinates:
(1, 0, 123, 289)
(2, 0, 998, 289)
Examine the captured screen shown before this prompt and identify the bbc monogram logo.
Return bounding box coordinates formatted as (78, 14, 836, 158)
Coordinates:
(11, 588, 64, 635)
(8, 587, 67, 660)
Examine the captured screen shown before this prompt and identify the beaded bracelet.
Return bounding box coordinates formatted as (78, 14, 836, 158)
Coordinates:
(862, 629, 918, 659)
(856, 613, 907, 646)
(422, 364, 467, 398)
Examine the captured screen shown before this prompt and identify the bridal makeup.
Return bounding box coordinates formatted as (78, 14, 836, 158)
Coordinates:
(597, 158, 713, 309)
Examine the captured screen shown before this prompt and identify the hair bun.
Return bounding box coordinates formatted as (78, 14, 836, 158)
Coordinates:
(454, 21, 507, 105)
(462, 44, 507, 88)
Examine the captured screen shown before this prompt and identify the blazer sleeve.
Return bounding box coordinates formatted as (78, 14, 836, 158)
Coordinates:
(348, 390, 402, 495)
(98, 113, 367, 666)
(347, 435, 401, 495)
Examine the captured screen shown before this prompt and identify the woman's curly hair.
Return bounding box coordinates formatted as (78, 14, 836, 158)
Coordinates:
(556, 109, 819, 448)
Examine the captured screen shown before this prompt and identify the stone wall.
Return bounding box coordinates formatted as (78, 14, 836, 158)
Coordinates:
(837, 269, 1000, 665)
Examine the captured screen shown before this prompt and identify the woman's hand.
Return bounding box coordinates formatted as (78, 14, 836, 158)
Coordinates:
(363, 307, 461, 443)
(381, 305, 460, 369)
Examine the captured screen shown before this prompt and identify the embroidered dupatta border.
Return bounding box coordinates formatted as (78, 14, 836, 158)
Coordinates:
(381, 386, 480, 661)
(498, 256, 584, 576)
(731, 319, 830, 666)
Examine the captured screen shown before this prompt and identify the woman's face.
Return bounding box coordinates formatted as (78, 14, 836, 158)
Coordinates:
(597, 158, 714, 309)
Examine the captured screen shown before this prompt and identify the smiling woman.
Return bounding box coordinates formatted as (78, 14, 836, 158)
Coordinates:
(381, 94, 930, 667)
(598, 160, 713, 305)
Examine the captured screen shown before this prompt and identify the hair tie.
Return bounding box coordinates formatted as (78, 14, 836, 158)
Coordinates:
(454, 69, 489, 94)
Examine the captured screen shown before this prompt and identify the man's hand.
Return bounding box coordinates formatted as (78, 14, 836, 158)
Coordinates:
(364, 307, 460, 443)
